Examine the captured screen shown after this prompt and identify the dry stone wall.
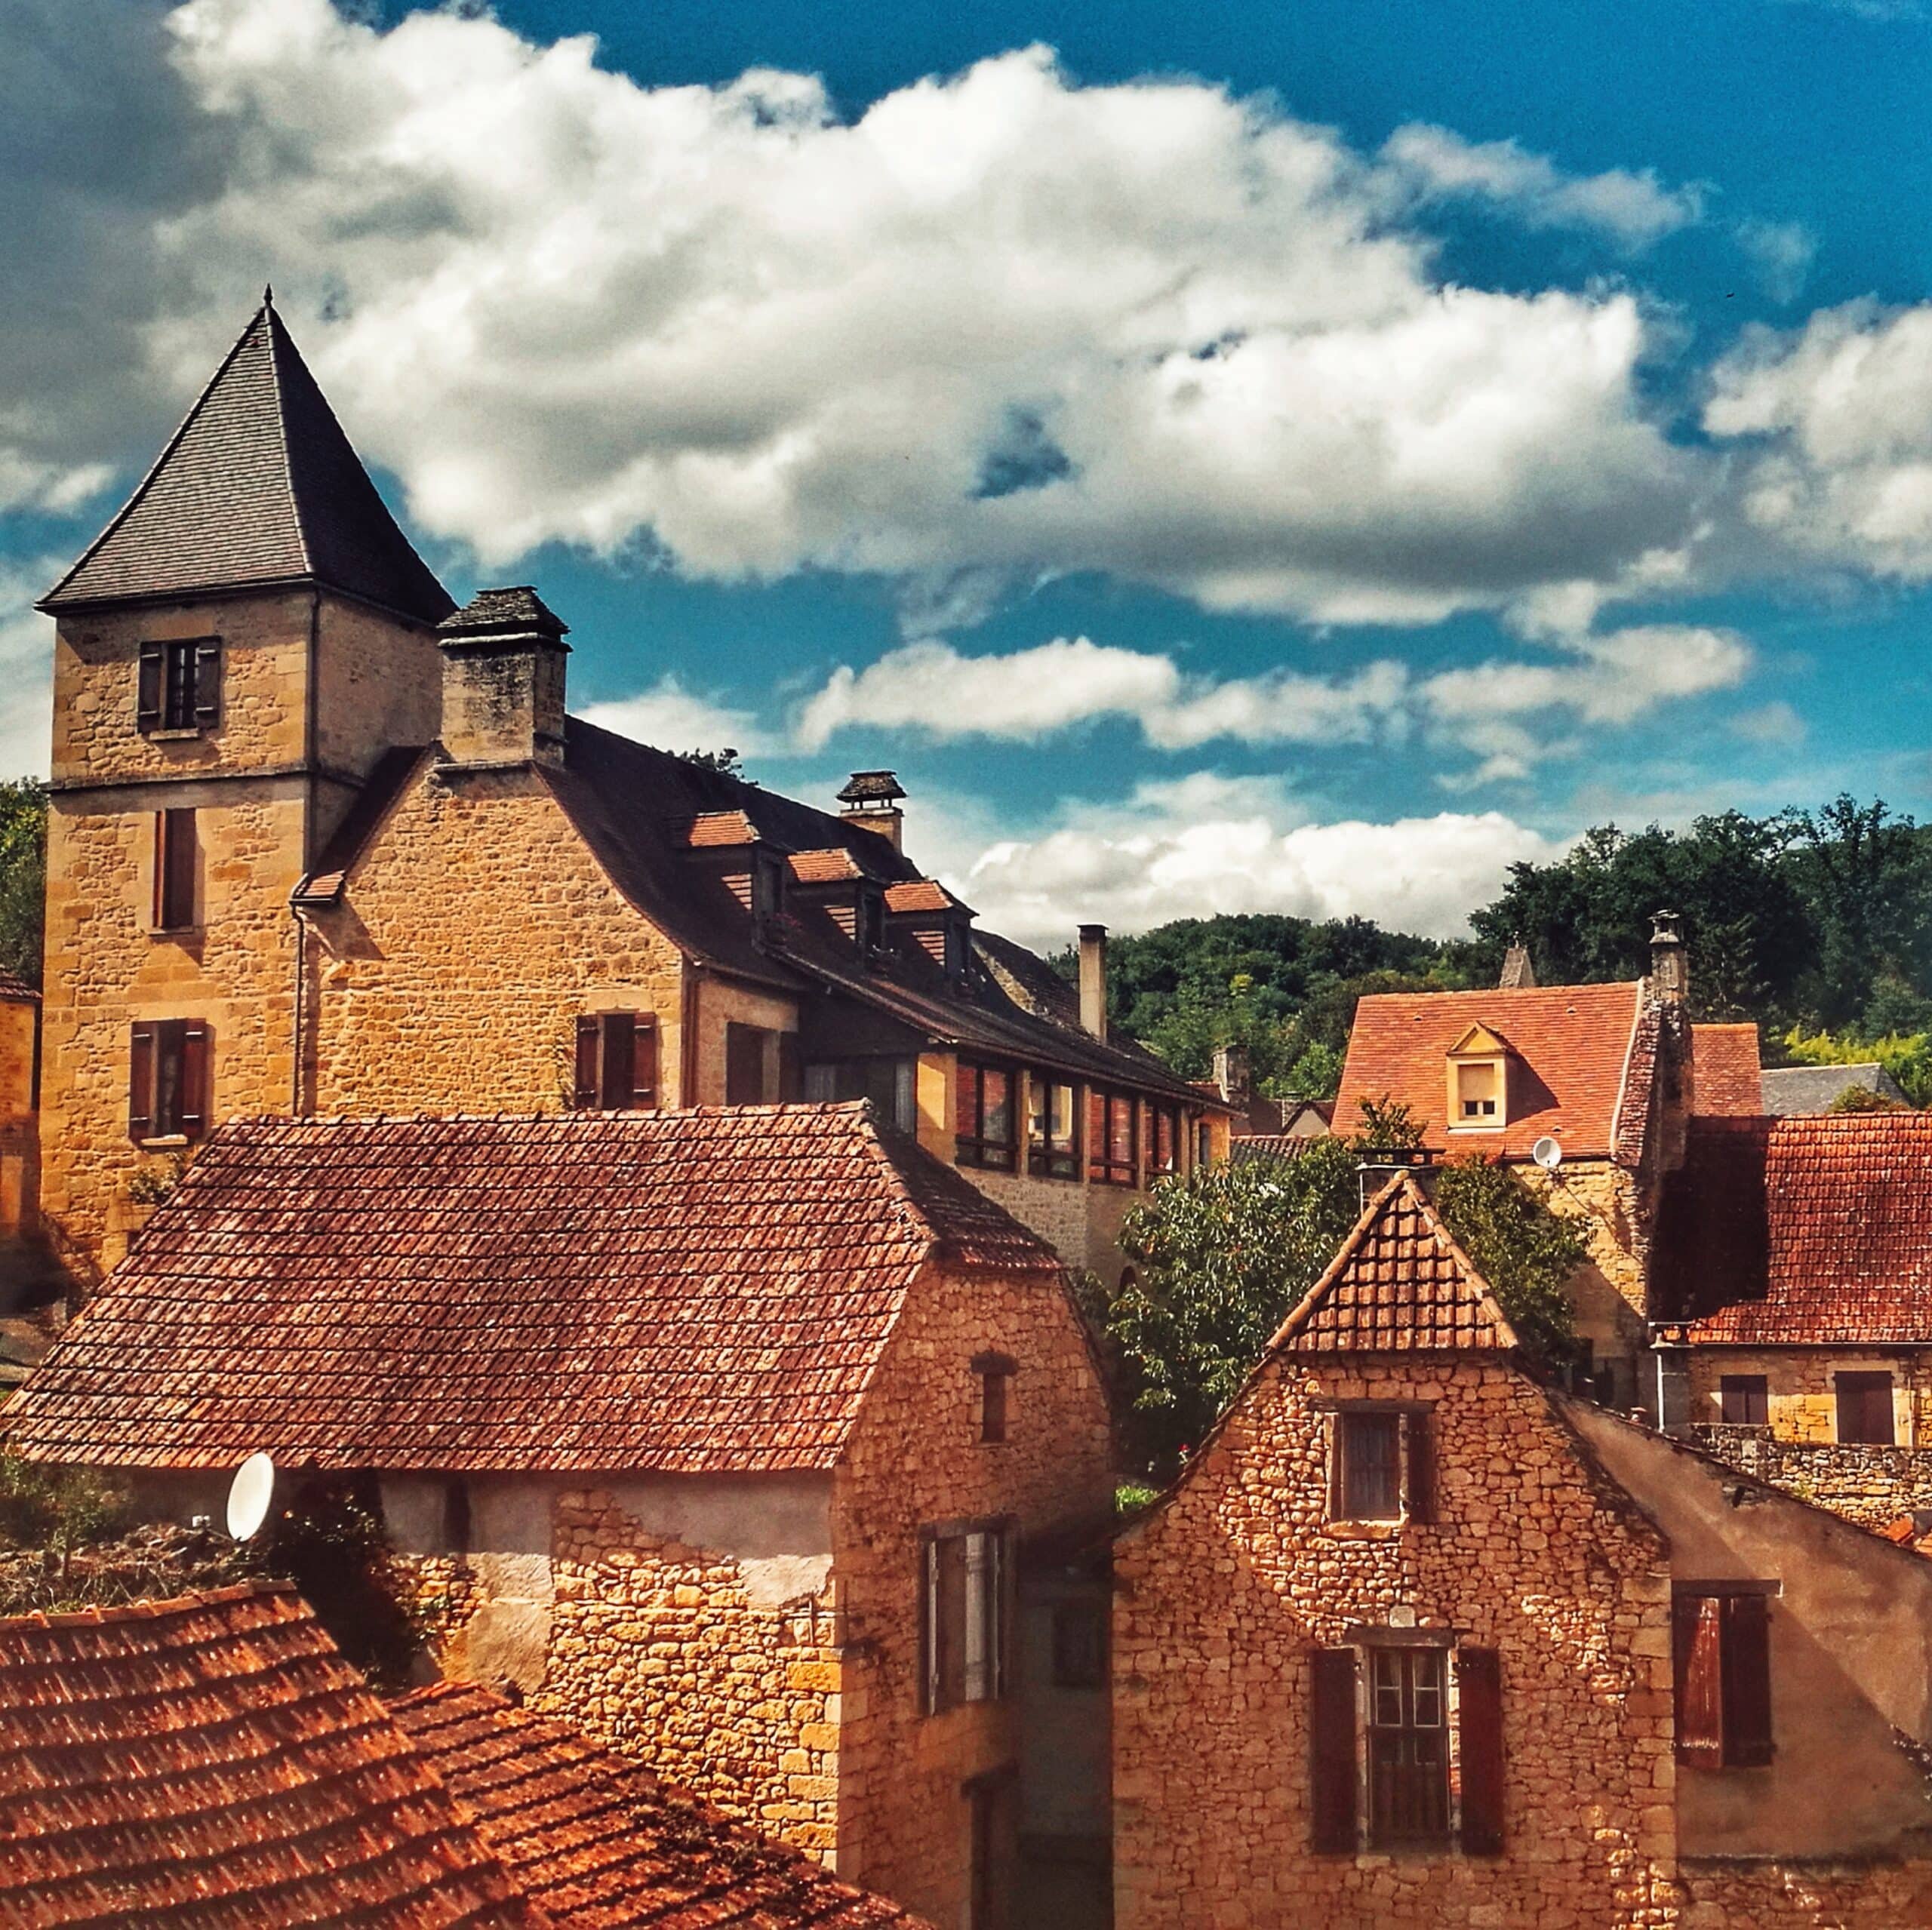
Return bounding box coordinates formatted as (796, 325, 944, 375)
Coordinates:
(1690, 1423, 1932, 1529)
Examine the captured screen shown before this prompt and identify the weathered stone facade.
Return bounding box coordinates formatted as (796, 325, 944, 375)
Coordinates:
(1687, 1345, 1931, 1448)
(1114, 1354, 1679, 1929)
(1689, 1421, 1932, 1529)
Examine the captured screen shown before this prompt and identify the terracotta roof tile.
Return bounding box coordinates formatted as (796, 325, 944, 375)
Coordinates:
(2, 1106, 1060, 1474)
(1670, 1114, 1932, 1344)
(41, 304, 453, 625)
(883, 880, 955, 914)
(684, 811, 761, 850)
(0, 969, 36, 1003)
(1336, 982, 1654, 1164)
(0, 1584, 539, 1929)
(393, 1683, 926, 1928)
(1692, 1024, 1763, 1116)
(790, 848, 863, 882)
(1275, 1175, 1518, 1354)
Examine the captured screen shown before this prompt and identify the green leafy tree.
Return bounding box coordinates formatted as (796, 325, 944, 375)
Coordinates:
(0, 780, 45, 988)
(1780, 1025, 1932, 1108)
(1430, 1157, 1587, 1373)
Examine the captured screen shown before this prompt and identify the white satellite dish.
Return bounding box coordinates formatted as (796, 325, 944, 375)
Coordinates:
(1531, 1136, 1564, 1171)
(226, 1451, 275, 1541)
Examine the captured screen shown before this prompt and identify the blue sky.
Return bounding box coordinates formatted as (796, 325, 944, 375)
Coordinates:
(7, 0, 1932, 945)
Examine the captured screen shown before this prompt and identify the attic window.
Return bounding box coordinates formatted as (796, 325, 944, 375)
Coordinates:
(1445, 1023, 1509, 1131)
(1456, 1061, 1500, 1122)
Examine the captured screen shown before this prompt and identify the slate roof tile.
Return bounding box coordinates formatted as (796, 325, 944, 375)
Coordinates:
(2, 1106, 1060, 1474)
(392, 1683, 926, 1928)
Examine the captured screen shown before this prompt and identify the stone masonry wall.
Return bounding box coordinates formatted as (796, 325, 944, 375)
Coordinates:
(831, 1257, 1116, 1924)
(1690, 1423, 1932, 1529)
(1687, 1346, 1932, 1449)
(308, 764, 691, 1114)
(1114, 1356, 1680, 1930)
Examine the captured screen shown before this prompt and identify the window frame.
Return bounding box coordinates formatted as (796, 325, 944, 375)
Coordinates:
(1327, 1403, 1436, 1526)
(1718, 1374, 1769, 1427)
(920, 1517, 1014, 1716)
(1835, 1369, 1895, 1445)
(724, 1021, 777, 1105)
(128, 1017, 211, 1145)
(573, 1012, 660, 1111)
(1086, 1086, 1137, 1187)
(955, 1059, 1018, 1172)
(1050, 1600, 1107, 1690)
(1367, 1645, 1452, 1850)
(1672, 1584, 1776, 1769)
(137, 638, 221, 736)
(1148, 1102, 1181, 1177)
(153, 807, 198, 933)
(804, 1056, 918, 1133)
(1026, 1071, 1081, 1179)
(972, 1351, 1017, 1445)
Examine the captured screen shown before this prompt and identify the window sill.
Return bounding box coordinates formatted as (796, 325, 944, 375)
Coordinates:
(1321, 1519, 1407, 1541)
(144, 727, 208, 742)
(152, 926, 203, 941)
(136, 1136, 191, 1151)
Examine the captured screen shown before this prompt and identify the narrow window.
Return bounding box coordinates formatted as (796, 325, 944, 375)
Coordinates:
(154, 808, 197, 931)
(1720, 1375, 1768, 1427)
(921, 1522, 1011, 1713)
(1149, 1103, 1180, 1176)
(1087, 1088, 1137, 1186)
(856, 887, 884, 954)
(139, 639, 220, 734)
(977, 1361, 1014, 1444)
(724, 1021, 775, 1104)
(1026, 1074, 1079, 1179)
(441, 1479, 472, 1559)
(1051, 1601, 1106, 1689)
(572, 1013, 659, 1110)
(128, 1018, 211, 1143)
(955, 1060, 1017, 1171)
(1835, 1370, 1895, 1445)
(1335, 1412, 1402, 1520)
(967, 1775, 1006, 1930)
(1674, 1588, 1774, 1768)
(1367, 1647, 1451, 1848)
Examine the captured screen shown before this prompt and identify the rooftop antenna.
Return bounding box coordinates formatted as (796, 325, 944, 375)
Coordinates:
(225, 1451, 276, 1541)
(1531, 1135, 1564, 1172)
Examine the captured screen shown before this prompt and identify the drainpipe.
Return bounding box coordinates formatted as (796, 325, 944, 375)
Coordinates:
(679, 962, 700, 1108)
(289, 903, 309, 1115)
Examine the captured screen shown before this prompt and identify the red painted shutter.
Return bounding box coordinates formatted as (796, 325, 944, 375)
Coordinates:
(1309, 1646, 1358, 1854)
(193, 642, 221, 726)
(1673, 1594, 1724, 1765)
(1721, 1594, 1774, 1767)
(1457, 1646, 1505, 1855)
(633, 1017, 660, 1109)
(128, 1023, 155, 1140)
(137, 645, 163, 730)
(573, 1016, 599, 1109)
(1404, 1407, 1437, 1525)
(177, 1020, 210, 1140)
(601, 1010, 636, 1108)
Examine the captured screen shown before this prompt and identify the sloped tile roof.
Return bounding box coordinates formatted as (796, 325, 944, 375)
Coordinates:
(2, 1105, 1060, 1474)
(1669, 1114, 1932, 1344)
(684, 810, 761, 849)
(0, 1583, 540, 1929)
(791, 848, 865, 883)
(1336, 982, 1654, 1164)
(1692, 1023, 1764, 1115)
(392, 1683, 926, 1928)
(42, 303, 453, 625)
(1275, 1174, 1518, 1354)
(0, 968, 36, 1003)
(1759, 1061, 1908, 1116)
(884, 880, 959, 914)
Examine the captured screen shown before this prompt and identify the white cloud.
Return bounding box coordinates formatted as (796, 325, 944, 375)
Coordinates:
(10, 0, 1705, 632)
(1729, 699, 1807, 746)
(933, 773, 1561, 946)
(1734, 218, 1817, 304)
(0, 564, 57, 782)
(578, 677, 772, 756)
(1382, 124, 1705, 249)
(1706, 302, 1932, 579)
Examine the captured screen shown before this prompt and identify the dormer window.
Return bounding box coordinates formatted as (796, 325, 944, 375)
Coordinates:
(752, 848, 785, 924)
(1444, 1024, 1510, 1132)
(856, 885, 884, 954)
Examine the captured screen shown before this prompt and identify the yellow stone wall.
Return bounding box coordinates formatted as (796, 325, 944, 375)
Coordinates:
(1113, 1355, 1678, 1929)
(0, 998, 35, 1123)
(1687, 1346, 1931, 1446)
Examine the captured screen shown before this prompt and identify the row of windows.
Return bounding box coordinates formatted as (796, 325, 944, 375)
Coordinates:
(1719, 1369, 1897, 1444)
(954, 1058, 1183, 1186)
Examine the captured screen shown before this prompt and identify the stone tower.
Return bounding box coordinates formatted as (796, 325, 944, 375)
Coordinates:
(35, 297, 454, 1280)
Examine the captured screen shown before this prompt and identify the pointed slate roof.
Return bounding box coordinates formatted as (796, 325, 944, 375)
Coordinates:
(1274, 1174, 1519, 1354)
(41, 301, 454, 625)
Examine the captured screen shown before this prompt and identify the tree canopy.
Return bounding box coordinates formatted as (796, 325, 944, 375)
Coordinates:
(0, 781, 45, 988)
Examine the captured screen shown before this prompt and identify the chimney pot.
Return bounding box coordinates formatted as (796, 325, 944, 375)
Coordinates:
(1213, 1043, 1251, 1108)
(1650, 908, 1687, 1004)
(838, 770, 906, 854)
(1078, 924, 1109, 1040)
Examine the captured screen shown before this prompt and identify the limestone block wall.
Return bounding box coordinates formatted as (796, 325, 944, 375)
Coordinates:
(312, 595, 441, 812)
(831, 1257, 1115, 1924)
(1114, 1357, 1678, 1930)
(1689, 1422, 1932, 1529)
(309, 767, 688, 1115)
(1687, 1347, 1931, 1450)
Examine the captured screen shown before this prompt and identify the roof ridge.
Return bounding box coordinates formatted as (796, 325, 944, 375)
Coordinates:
(263, 305, 314, 578)
(1607, 978, 1650, 1160)
(1, 1578, 302, 1633)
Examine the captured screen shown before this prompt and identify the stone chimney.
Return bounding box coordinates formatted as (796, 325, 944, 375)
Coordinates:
(837, 770, 906, 854)
(1078, 924, 1109, 1040)
(1650, 909, 1687, 1004)
(437, 587, 570, 767)
(1498, 937, 1537, 990)
(1213, 1043, 1251, 1110)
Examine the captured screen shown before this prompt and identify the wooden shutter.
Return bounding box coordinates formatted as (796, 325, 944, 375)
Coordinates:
(1309, 1647, 1358, 1854)
(935, 1533, 968, 1712)
(1673, 1593, 1724, 1765)
(128, 1023, 155, 1140)
(632, 1017, 660, 1109)
(193, 642, 221, 727)
(573, 1016, 600, 1109)
(1721, 1594, 1774, 1767)
(177, 1019, 210, 1140)
(137, 645, 163, 730)
(601, 1011, 636, 1108)
(964, 1531, 994, 1703)
(1456, 1646, 1505, 1855)
(919, 1536, 937, 1715)
(1404, 1407, 1437, 1525)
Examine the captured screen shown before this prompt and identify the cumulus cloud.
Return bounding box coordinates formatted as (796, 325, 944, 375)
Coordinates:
(1734, 217, 1817, 304)
(1382, 124, 1705, 249)
(934, 773, 1562, 946)
(0, 565, 57, 781)
(8, 0, 1705, 632)
(578, 677, 773, 757)
(1706, 301, 1932, 579)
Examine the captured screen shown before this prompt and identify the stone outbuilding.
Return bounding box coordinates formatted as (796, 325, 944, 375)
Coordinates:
(1113, 1174, 1932, 1928)
(2, 1103, 1116, 1928)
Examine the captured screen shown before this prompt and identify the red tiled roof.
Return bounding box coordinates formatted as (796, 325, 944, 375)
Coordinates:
(0, 968, 35, 1003)
(1692, 1023, 1763, 1116)
(1675, 1114, 1932, 1345)
(2, 1105, 1061, 1474)
(392, 1684, 927, 1928)
(0, 1584, 539, 1929)
(1335, 982, 1654, 1164)
(1275, 1174, 1518, 1354)
(884, 880, 956, 914)
(684, 810, 761, 849)
(790, 848, 863, 882)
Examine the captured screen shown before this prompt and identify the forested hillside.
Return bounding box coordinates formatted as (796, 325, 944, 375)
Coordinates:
(1064, 797, 1932, 1103)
